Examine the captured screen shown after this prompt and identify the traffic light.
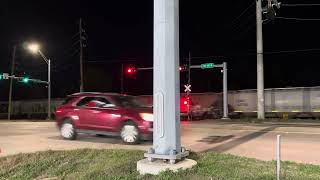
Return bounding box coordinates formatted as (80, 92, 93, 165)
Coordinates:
(22, 77, 29, 83)
(0, 74, 2, 80)
(126, 66, 136, 75)
(179, 64, 188, 72)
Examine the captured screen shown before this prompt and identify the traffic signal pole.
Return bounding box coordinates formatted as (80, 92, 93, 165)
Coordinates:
(121, 64, 124, 94)
(187, 52, 191, 121)
(144, 0, 189, 164)
(222, 62, 229, 119)
(190, 62, 229, 119)
(79, 18, 84, 92)
(130, 62, 230, 119)
(8, 45, 16, 120)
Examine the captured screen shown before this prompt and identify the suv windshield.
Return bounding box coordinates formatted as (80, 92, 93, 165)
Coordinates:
(114, 96, 149, 108)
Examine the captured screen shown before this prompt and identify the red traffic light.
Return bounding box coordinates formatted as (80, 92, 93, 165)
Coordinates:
(179, 65, 188, 72)
(179, 66, 186, 71)
(126, 67, 136, 75)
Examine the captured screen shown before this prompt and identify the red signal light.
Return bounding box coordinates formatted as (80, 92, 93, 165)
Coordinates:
(126, 67, 136, 75)
(183, 100, 188, 105)
(179, 65, 188, 72)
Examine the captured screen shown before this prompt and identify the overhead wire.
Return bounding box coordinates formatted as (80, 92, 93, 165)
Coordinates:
(281, 4, 320, 7)
(231, 1, 256, 24)
(276, 17, 320, 21)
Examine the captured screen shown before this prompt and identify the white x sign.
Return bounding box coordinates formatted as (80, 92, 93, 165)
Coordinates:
(184, 84, 191, 92)
(3, 73, 9, 80)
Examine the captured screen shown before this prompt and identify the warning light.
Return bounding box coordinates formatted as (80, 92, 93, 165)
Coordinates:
(184, 100, 188, 105)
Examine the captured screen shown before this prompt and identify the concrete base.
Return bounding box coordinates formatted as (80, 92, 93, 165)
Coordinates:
(137, 158, 197, 175)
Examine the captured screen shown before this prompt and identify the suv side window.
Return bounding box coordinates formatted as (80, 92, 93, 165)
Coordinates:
(93, 97, 116, 108)
(76, 97, 95, 107)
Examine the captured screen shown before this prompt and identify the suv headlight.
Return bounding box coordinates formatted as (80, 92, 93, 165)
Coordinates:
(139, 113, 153, 122)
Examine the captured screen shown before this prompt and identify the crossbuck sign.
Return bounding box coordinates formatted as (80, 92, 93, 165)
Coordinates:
(3, 73, 9, 80)
(184, 84, 191, 92)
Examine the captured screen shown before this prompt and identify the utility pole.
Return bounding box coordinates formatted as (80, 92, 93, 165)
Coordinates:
(257, 0, 265, 119)
(79, 18, 84, 92)
(8, 45, 16, 120)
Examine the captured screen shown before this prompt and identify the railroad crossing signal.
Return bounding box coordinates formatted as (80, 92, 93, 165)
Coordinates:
(200, 63, 215, 69)
(184, 84, 191, 92)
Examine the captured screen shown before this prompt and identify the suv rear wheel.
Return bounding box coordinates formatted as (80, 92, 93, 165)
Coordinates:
(60, 120, 77, 140)
(120, 122, 140, 144)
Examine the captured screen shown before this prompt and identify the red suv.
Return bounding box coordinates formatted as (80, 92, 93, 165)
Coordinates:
(55, 92, 153, 144)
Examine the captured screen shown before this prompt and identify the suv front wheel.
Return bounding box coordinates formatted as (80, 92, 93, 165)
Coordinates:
(120, 122, 140, 144)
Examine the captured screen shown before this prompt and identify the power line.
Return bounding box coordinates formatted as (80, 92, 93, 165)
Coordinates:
(281, 4, 320, 7)
(182, 55, 226, 60)
(276, 17, 320, 21)
(231, 1, 256, 24)
(232, 13, 256, 33)
(71, 32, 80, 39)
(85, 59, 138, 63)
(264, 48, 320, 55)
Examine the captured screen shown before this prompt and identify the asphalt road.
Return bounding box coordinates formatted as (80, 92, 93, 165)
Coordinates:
(0, 120, 320, 165)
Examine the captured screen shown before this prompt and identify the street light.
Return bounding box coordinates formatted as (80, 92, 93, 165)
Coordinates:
(28, 43, 40, 54)
(27, 42, 51, 120)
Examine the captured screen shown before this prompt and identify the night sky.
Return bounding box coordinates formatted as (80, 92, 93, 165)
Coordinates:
(1, 0, 320, 100)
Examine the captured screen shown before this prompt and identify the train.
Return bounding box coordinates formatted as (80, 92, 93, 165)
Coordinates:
(1, 86, 320, 119)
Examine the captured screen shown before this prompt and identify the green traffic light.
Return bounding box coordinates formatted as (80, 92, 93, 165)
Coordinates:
(22, 77, 29, 83)
(0, 74, 2, 80)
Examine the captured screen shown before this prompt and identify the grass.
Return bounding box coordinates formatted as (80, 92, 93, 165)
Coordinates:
(1, 149, 320, 180)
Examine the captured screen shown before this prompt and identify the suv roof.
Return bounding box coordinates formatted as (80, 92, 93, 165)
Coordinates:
(69, 92, 121, 97)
